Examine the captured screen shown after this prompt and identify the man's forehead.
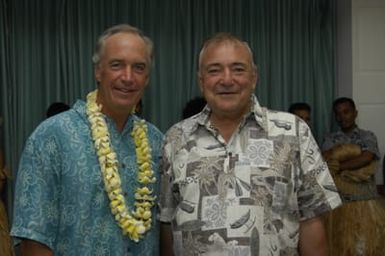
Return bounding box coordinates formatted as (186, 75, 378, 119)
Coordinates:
(204, 61, 248, 68)
(206, 40, 246, 52)
(203, 43, 251, 61)
(336, 102, 355, 110)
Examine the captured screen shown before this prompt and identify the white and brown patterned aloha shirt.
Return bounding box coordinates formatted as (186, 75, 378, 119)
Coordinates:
(160, 95, 341, 256)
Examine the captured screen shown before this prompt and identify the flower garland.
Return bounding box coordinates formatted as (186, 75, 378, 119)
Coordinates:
(86, 90, 156, 242)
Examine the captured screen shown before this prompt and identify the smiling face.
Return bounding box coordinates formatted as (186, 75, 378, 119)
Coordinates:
(95, 32, 150, 118)
(198, 40, 257, 119)
(334, 101, 357, 133)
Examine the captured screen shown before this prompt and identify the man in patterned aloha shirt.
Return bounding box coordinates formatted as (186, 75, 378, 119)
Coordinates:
(159, 33, 341, 256)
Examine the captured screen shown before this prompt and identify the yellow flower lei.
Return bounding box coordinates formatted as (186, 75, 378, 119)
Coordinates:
(86, 90, 156, 242)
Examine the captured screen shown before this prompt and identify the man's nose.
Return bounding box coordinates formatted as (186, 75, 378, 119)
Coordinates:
(122, 66, 133, 81)
(221, 68, 233, 84)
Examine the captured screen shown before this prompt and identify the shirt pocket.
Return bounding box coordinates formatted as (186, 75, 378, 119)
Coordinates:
(251, 172, 293, 216)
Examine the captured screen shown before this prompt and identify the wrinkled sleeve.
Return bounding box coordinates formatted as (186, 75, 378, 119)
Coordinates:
(296, 123, 341, 220)
(11, 128, 60, 250)
(158, 135, 177, 223)
(360, 130, 380, 159)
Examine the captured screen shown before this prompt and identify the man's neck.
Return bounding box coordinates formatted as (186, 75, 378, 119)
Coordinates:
(210, 112, 245, 143)
(96, 91, 132, 132)
(341, 124, 357, 134)
(101, 109, 130, 133)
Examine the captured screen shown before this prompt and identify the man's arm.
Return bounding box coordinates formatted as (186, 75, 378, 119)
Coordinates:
(160, 222, 173, 256)
(299, 217, 327, 256)
(340, 150, 375, 170)
(20, 239, 53, 256)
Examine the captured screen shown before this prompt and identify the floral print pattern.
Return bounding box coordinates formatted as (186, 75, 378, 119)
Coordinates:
(11, 100, 163, 255)
(160, 95, 341, 255)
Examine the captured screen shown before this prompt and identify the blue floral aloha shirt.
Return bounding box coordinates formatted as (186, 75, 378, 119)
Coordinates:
(11, 99, 163, 256)
(160, 95, 341, 256)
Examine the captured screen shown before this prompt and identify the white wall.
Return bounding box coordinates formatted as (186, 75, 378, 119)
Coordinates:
(352, 0, 385, 184)
(337, 0, 353, 98)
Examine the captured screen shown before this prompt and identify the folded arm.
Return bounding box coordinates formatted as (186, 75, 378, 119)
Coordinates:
(340, 150, 375, 170)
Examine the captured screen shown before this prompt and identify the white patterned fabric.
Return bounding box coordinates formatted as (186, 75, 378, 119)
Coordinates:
(160, 95, 341, 256)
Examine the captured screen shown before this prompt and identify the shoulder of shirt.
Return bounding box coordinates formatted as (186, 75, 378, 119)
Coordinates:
(262, 108, 301, 126)
(41, 107, 79, 128)
(356, 127, 377, 137)
(355, 126, 372, 133)
(165, 116, 195, 135)
(26, 109, 78, 143)
(250, 96, 301, 130)
(264, 108, 296, 120)
(165, 105, 210, 137)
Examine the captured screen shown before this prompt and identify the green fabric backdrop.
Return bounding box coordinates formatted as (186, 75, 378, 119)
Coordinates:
(0, 0, 335, 219)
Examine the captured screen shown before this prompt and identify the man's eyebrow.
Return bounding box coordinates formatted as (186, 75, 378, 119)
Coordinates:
(108, 58, 124, 63)
(205, 63, 221, 68)
(134, 61, 147, 66)
(231, 62, 248, 67)
(107, 59, 147, 65)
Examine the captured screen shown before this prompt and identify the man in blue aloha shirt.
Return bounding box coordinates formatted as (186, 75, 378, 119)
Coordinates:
(11, 24, 163, 256)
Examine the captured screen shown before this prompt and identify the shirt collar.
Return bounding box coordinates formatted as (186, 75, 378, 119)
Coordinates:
(189, 94, 267, 134)
(339, 126, 360, 136)
(73, 99, 138, 135)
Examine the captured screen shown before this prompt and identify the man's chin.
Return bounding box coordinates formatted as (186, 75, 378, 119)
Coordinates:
(115, 102, 135, 113)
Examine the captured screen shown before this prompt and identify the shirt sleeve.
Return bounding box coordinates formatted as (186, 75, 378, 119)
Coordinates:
(296, 124, 342, 220)
(158, 133, 178, 223)
(359, 130, 380, 159)
(10, 126, 61, 250)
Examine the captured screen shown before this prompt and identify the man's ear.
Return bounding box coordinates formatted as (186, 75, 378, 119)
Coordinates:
(252, 67, 258, 90)
(95, 65, 101, 82)
(143, 75, 150, 89)
(198, 72, 204, 93)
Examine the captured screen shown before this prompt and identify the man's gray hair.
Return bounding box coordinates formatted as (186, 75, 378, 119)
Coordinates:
(198, 32, 257, 75)
(92, 24, 154, 66)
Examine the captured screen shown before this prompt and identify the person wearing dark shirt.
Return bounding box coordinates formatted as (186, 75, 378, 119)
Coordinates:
(288, 102, 311, 126)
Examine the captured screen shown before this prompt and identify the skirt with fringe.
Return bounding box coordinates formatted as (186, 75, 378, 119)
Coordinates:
(324, 198, 385, 256)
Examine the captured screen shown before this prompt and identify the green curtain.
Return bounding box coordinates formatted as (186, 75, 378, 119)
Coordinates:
(0, 0, 335, 219)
